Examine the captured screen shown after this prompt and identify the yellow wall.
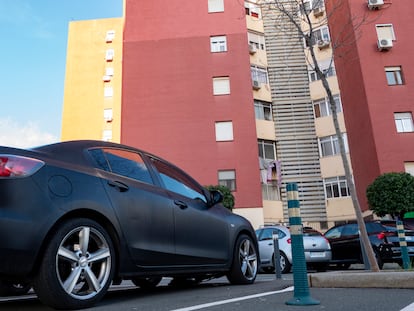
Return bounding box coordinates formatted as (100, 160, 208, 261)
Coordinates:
(61, 18, 124, 142)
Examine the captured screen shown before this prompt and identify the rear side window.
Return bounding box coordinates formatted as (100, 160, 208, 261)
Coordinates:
(260, 228, 286, 240)
(89, 148, 154, 185)
(150, 157, 206, 202)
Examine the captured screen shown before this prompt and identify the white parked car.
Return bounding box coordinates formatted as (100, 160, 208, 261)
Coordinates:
(255, 225, 331, 273)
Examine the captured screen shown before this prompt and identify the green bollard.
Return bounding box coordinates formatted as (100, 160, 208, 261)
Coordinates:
(285, 183, 320, 306)
(397, 220, 410, 269)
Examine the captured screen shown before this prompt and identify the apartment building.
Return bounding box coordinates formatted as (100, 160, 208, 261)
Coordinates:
(325, 0, 414, 214)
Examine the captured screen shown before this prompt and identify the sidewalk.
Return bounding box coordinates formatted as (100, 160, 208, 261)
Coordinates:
(308, 264, 414, 289)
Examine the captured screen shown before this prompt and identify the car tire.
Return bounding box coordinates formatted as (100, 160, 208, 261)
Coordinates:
(132, 277, 162, 289)
(227, 234, 258, 284)
(33, 218, 115, 310)
(0, 281, 31, 296)
(279, 252, 292, 274)
(375, 251, 384, 270)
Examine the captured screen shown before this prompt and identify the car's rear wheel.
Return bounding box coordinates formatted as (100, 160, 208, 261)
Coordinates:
(0, 281, 31, 296)
(33, 218, 115, 310)
(279, 252, 292, 274)
(132, 277, 162, 289)
(227, 234, 258, 284)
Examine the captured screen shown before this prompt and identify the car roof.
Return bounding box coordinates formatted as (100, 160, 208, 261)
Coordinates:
(30, 140, 153, 166)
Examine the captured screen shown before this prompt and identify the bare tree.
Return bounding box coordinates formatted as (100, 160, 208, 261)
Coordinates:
(257, 0, 380, 272)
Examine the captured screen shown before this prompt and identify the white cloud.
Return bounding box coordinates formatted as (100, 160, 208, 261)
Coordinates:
(0, 118, 59, 149)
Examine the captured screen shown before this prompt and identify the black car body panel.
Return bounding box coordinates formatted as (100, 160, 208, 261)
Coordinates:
(0, 140, 258, 284)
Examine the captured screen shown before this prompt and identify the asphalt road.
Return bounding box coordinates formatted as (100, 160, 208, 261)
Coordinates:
(1, 272, 414, 311)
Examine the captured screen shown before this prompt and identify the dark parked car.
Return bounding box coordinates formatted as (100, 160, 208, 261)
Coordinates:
(0, 140, 258, 309)
(324, 222, 414, 269)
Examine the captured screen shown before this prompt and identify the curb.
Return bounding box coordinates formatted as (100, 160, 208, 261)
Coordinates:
(308, 271, 414, 289)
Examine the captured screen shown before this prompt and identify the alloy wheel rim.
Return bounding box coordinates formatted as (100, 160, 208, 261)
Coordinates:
(55, 226, 112, 300)
(239, 238, 258, 280)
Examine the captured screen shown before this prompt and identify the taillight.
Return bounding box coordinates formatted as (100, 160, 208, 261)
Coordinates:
(377, 232, 385, 240)
(0, 155, 44, 178)
(287, 238, 291, 244)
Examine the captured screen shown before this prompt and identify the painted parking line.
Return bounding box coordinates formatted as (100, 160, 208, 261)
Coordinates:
(170, 286, 294, 311)
(401, 302, 414, 311)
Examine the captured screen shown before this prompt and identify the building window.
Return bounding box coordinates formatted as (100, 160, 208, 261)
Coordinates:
(376, 24, 395, 41)
(210, 35, 227, 52)
(258, 140, 276, 161)
(245, 2, 260, 18)
(262, 184, 280, 201)
(208, 0, 224, 13)
(309, 63, 336, 82)
(105, 30, 115, 42)
(319, 134, 348, 157)
(213, 77, 230, 95)
(405, 162, 414, 177)
(105, 67, 114, 76)
(104, 87, 113, 97)
(248, 32, 266, 50)
(254, 100, 273, 121)
(251, 66, 268, 84)
(300, 0, 324, 14)
(394, 112, 414, 133)
(385, 66, 404, 85)
(105, 49, 114, 61)
(102, 130, 112, 141)
(306, 26, 330, 47)
(313, 95, 342, 118)
(218, 170, 236, 191)
(104, 108, 113, 122)
(324, 176, 350, 198)
(215, 121, 233, 141)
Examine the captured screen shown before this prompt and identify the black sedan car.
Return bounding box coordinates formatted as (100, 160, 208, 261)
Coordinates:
(324, 221, 411, 269)
(0, 140, 258, 309)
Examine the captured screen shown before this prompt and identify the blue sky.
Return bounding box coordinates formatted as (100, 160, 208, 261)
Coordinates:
(0, 0, 123, 148)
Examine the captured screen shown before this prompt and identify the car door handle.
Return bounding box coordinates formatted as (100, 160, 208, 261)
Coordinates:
(174, 200, 188, 209)
(108, 180, 129, 192)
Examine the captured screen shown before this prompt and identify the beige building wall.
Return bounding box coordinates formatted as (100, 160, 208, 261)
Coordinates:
(61, 18, 124, 142)
(305, 5, 355, 227)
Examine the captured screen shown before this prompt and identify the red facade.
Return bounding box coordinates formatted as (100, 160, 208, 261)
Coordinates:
(121, 0, 263, 208)
(326, 0, 414, 211)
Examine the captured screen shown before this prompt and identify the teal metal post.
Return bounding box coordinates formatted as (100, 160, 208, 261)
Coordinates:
(285, 183, 320, 306)
(397, 220, 410, 269)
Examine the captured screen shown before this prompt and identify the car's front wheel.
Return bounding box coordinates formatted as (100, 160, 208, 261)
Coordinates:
(227, 234, 258, 284)
(33, 218, 115, 310)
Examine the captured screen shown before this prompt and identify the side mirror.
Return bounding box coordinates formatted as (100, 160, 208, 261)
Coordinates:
(210, 190, 223, 205)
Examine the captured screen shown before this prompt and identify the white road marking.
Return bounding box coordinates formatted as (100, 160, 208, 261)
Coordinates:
(401, 302, 414, 311)
(170, 286, 294, 311)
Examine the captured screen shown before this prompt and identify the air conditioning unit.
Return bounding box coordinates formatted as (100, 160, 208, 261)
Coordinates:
(102, 75, 111, 82)
(252, 80, 261, 90)
(317, 40, 330, 49)
(249, 44, 257, 54)
(368, 0, 384, 10)
(313, 7, 324, 17)
(377, 38, 393, 51)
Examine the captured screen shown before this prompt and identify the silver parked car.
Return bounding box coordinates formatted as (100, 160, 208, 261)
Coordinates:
(256, 225, 331, 273)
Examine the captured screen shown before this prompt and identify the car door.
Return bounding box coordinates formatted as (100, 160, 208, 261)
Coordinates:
(149, 156, 230, 266)
(257, 228, 276, 265)
(88, 148, 176, 267)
